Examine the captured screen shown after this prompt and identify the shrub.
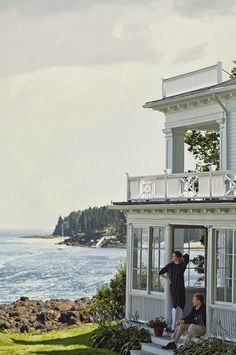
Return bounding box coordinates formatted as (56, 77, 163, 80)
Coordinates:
(90, 322, 151, 354)
(89, 262, 126, 323)
(175, 339, 236, 355)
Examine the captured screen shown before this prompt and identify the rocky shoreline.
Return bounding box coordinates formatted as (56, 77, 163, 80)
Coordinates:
(0, 297, 92, 333)
(60, 235, 126, 248)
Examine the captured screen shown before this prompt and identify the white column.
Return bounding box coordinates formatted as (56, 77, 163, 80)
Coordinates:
(164, 225, 173, 327)
(163, 128, 185, 173)
(217, 118, 227, 170)
(206, 225, 213, 337)
(126, 223, 133, 318)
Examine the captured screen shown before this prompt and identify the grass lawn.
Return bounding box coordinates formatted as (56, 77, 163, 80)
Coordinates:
(0, 324, 120, 355)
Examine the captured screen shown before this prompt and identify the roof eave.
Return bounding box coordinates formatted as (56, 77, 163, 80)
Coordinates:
(143, 84, 236, 111)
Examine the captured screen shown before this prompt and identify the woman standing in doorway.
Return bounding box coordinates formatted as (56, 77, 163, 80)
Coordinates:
(159, 251, 189, 331)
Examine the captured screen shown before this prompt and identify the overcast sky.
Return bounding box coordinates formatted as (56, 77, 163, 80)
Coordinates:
(0, 0, 236, 230)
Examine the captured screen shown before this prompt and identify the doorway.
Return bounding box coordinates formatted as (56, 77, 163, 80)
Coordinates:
(173, 226, 207, 315)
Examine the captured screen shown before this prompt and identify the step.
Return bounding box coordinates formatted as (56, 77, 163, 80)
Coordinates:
(151, 334, 201, 346)
(151, 335, 172, 346)
(130, 350, 154, 355)
(141, 342, 174, 355)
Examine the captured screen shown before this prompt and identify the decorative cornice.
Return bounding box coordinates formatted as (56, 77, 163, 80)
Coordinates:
(118, 204, 236, 216)
(147, 89, 236, 114)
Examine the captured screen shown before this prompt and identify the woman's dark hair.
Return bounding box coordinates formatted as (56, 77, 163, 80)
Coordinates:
(173, 251, 182, 259)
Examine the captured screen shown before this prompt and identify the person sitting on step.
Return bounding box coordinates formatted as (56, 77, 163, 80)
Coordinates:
(162, 293, 206, 350)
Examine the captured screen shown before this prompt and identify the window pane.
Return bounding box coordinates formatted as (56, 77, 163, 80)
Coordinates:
(132, 269, 147, 290)
(151, 270, 164, 292)
(152, 228, 160, 247)
(152, 249, 159, 268)
(133, 249, 139, 268)
(140, 270, 147, 289)
(160, 252, 166, 268)
(142, 228, 149, 248)
(188, 268, 205, 287)
(188, 229, 206, 247)
(216, 278, 232, 302)
(152, 227, 165, 247)
(174, 229, 187, 249)
(190, 250, 205, 272)
(141, 249, 148, 269)
(216, 255, 232, 277)
(133, 228, 141, 248)
(133, 269, 138, 289)
(216, 230, 233, 254)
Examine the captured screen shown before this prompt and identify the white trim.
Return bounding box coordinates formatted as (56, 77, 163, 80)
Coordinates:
(214, 228, 236, 306)
(129, 291, 165, 300)
(143, 84, 236, 110)
(209, 303, 236, 311)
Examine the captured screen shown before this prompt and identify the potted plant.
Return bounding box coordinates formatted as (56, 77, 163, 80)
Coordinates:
(147, 316, 167, 337)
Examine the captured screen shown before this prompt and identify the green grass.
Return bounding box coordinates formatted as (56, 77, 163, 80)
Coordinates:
(0, 325, 120, 355)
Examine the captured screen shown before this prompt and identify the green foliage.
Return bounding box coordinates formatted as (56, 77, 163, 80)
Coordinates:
(175, 339, 236, 355)
(53, 206, 126, 243)
(90, 323, 151, 355)
(231, 60, 236, 77)
(184, 62, 236, 173)
(89, 262, 126, 323)
(184, 130, 220, 172)
(147, 316, 167, 328)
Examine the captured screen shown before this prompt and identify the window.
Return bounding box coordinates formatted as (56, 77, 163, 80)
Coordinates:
(215, 229, 236, 303)
(150, 227, 165, 292)
(132, 228, 148, 290)
(174, 228, 206, 287)
(132, 227, 165, 292)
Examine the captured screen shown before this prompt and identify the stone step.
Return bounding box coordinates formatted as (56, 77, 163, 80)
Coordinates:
(141, 342, 174, 355)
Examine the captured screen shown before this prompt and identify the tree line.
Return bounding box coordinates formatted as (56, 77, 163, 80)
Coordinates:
(53, 206, 126, 243)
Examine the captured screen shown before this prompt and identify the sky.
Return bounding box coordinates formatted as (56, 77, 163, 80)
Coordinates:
(0, 0, 236, 230)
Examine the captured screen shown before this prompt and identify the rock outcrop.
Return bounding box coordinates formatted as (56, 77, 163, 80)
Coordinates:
(0, 296, 91, 333)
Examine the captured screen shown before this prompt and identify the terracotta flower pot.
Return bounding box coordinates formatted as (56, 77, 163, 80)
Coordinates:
(154, 325, 164, 337)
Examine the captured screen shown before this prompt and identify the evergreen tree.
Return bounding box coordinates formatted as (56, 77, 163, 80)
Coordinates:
(53, 216, 64, 236)
(52, 206, 126, 243)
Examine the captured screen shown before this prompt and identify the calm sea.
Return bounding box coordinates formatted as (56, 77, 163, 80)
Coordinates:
(0, 230, 126, 304)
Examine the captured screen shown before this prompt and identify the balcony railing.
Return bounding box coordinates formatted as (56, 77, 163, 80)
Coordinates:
(126, 170, 236, 202)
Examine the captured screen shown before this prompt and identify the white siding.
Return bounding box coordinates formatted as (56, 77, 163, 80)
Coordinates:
(131, 295, 165, 321)
(211, 307, 236, 341)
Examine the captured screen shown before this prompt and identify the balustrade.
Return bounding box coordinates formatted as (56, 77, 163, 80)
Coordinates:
(126, 170, 236, 201)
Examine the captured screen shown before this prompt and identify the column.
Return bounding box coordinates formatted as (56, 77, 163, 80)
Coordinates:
(125, 223, 133, 318)
(163, 128, 185, 173)
(206, 225, 213, 337)
(164, 225, 174, 327)
(217, 118, 227, 170)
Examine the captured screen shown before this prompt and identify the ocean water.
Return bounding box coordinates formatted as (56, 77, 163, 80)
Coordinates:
(0, 230, 126, 304)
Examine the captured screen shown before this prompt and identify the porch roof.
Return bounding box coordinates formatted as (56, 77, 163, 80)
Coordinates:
(143, 78, 236, 110)
(113, 199, 236, 205)
(112, 199, 236, 210)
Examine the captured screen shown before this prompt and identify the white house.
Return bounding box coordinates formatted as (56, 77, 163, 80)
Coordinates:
(112, 62, 236, 341)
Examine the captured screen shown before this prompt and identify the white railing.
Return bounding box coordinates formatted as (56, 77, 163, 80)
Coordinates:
(162, 62, 222, 98)
(126, 170, 236, 202)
